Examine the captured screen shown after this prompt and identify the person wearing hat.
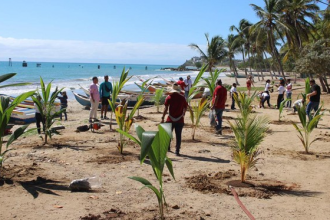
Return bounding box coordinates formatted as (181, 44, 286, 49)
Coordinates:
(99, 75, 112, 119)
(184, 75, 193, 99)
(161, 84, 187, 156)
(177, 77, 186, 90)
(211, 79, 227, 134)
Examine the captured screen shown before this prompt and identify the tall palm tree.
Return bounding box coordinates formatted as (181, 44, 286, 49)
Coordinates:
(230, 19, 253, 76)
(250, 0, 290, 80)
(189, 33, 227, 72)
(281, 0, 319, 53)
(226, 34, 241, 85)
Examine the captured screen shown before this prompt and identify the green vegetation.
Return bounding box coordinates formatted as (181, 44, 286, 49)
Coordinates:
(108, 68, 132, 130)
(0, 73, 34, 171)
(115, 96, 145, 154)
(189, 34, 227, 73)
(118, 123, 174, 220)
(32, 77, 65, 144)
(152, 88, 165, 113)
(189, 0, 330, 86)
(230, 92, 269, 182)
(189, 97, 209, 140)
(292, 105, 323, 153)
(202, 68, 225, 96)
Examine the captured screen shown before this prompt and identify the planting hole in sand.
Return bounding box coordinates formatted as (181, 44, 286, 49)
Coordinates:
(185, 170, 300, 199)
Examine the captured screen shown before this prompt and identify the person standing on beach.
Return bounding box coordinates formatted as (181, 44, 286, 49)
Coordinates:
(265, 79, 271, 92)
(246, 75, 254, 96)
(89, 76, 100, 123)
(161, 84, 187, 156)
(285, 79, 292, 108)
(306, 79, 321, 120)
(277, 81, 285, 109)
(99, 75, 112, 119)
(177, 77, 186, 91)
(57, 91, 68, 121)
(211, 79, 227, 134)
(230, 83, 237, 110)
(184, 75, 192, 99)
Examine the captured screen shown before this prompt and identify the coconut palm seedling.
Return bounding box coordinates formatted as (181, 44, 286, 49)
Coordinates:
(202, 68, 225, 97)
(117, 123, 174, 220)
(230, 91, 269, 182)
(0, 73, 34, 173)
(189, 96, 209, 140)
(115, 95, 145, 154)
(187, 65, 208, 103)
(229, 115, 269, 182)
(0, 94, 35, 172)
(234, 91, 257, 120)
(32, 77, 65, 144)
(292, 105, 322, 153)
(152, 88, 165, 113)
(108, 68, 132, 130)
(278, 99, 290, 121)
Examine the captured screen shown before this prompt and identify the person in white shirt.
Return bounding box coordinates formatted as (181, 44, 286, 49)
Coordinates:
(184, 75, 193, 100)
(286, 79, 292, 108)
(277, 81, 285, 109)
(230, 83, 237, 110)
(293, 99, 303, 113)
(265, 79, 271, 92)
(261, 91, 271, 108)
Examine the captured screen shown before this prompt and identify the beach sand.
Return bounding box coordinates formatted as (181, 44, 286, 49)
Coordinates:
(1, 77, 330, 220)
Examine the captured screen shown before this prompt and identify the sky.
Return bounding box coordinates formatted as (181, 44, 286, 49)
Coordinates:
(0, 0, 327, 65)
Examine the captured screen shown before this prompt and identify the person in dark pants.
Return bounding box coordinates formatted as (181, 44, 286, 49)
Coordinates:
(277, 81, 285, 109)
(211, 79, 227, 134)
(306, 79, 321, 120)
(99, 75, 112, 119)
(261, 91, 271, 108)
(57, 91, 68, 120)
(34, 96, 44, 135)
(161, 84, 187, 156)
(230, 83, 237, 110)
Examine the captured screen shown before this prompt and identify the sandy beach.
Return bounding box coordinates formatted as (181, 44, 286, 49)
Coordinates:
(1, 77, 330, 220)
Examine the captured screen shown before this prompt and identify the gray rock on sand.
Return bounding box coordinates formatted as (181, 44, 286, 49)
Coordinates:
(69, 178, 91, 191)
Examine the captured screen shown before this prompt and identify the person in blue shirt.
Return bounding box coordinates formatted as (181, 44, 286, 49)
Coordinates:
(99, 75, 112, 119)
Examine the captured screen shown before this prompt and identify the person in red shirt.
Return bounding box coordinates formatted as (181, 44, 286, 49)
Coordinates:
(177, 77, 186, 90)
(211, 79, 227, 134)
(161, 83, 188, 156)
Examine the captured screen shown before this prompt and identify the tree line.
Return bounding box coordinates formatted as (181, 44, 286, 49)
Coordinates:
(190, 0, 330, 93)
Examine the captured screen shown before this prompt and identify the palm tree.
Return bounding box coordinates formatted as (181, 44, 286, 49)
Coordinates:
(281, 0, 319, 52)
(226, 34, 241, 85)
(250, 0, 290, 80)
(189, 33, 227, 72)
(230, 19, 253, 76)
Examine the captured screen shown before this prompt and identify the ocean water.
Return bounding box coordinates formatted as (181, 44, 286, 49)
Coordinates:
(0, 61, 226, 99)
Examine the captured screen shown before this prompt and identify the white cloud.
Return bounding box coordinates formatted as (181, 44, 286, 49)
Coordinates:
(0, 36, 200, 64)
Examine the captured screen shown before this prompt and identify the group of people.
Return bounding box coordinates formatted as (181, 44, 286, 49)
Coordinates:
(89, 75, 113, 123)
(256, 78, 292, 109)
(86, 74, 320, 158)
(176, 75, 193, 99)
(257, 77, 321, 120)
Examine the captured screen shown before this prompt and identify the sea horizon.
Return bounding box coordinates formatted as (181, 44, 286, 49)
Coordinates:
(0, 61, 227, 99)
